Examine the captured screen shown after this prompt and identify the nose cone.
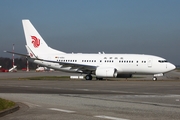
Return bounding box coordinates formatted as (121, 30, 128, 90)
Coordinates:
(169, 63, 176, 71)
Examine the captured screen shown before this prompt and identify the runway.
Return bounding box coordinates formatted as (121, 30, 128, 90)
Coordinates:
(0, 71, 180, 120)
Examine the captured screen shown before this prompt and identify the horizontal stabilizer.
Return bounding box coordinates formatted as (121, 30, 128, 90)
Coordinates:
(4, 50, 29, 57)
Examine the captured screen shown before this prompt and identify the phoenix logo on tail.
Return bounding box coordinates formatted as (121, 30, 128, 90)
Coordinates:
(31, 36, 40, 48)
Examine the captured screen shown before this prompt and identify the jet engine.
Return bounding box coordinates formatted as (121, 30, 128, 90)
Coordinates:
(95, 67, 118, 78)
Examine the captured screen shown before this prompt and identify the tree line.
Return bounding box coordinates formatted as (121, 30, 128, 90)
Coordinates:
(0, 57, 37, 70)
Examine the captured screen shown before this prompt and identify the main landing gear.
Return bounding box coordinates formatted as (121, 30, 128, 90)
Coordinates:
(85, 74, 92, 80)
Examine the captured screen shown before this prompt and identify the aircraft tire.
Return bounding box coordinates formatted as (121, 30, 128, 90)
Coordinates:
(85, 75, 92, 80)
(153, 77, 157, 81)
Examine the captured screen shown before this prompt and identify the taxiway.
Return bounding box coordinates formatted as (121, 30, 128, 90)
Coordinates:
(0, 71, 180, 120)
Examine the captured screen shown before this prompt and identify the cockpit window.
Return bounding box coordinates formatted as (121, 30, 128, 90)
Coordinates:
(158, 60, 168, 63)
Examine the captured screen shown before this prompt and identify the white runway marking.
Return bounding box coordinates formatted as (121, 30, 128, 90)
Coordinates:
(48, 108, 75, 113)
(23, 102, 41, 107)
(95, 115, 129, 120)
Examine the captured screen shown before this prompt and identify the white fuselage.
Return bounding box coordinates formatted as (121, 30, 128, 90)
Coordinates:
(28, 53, 175, 75)
(21, 19, 176, 80)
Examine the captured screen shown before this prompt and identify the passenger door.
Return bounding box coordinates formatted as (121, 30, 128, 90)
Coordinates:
(147, 58, 153, 68)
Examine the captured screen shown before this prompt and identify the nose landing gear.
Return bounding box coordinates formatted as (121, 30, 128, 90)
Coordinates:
(152, 77, 157, 81)
(153, 73, 164, 81)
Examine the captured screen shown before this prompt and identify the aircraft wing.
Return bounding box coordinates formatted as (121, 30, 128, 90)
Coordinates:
(40, 59, 97, 73)
(4, 50, 97, 73)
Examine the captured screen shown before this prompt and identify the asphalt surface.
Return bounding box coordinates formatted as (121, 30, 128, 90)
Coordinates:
(0, 71, 180, 120)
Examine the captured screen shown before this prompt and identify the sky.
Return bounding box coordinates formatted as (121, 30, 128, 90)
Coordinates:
(0, 0, 180, 65)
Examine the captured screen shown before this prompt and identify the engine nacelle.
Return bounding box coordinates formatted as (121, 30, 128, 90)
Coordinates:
(95, 67, 118, 78)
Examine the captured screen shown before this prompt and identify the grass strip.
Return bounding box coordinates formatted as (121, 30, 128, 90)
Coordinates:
(0, 98, 16, 111)
(21, 76, 71, 80)
(176, 68, 180, 72)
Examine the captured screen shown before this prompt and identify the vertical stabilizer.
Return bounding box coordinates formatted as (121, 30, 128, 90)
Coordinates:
(22, 19, 65, 56)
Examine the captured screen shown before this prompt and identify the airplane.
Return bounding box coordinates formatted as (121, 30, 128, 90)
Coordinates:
(5, 19, 176, 80)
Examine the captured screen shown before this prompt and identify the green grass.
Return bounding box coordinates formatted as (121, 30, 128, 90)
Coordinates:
(0, 98, 16, 111)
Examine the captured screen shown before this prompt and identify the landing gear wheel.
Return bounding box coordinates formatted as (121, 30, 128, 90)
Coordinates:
(85, 75, 92, 80)
(152, 77, 157, 81)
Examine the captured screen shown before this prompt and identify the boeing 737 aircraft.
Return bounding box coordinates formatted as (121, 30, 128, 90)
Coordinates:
(5, 19, 176, 80)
